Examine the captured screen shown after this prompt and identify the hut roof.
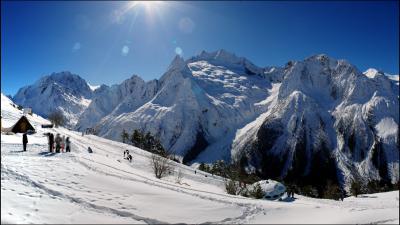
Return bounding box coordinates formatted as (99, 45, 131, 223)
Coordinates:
(10, 116, 35, 133)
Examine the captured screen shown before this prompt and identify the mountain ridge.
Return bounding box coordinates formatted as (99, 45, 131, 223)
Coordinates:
(12, 50, 399, 190)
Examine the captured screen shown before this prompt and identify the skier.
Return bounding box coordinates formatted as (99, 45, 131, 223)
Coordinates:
(55, 133, 62, 153)
(65, 137, 71, 152)
(88, 147, 93, 153)
(22, 133, 28, 151)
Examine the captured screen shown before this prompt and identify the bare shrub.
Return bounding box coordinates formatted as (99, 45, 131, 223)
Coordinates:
(151, 154, 173, 179)
(48, 110, 65, 127)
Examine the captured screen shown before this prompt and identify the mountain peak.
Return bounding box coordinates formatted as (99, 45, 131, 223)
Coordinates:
(364, 68, 383, 78)
(304, 53, 335, 63)
(39, 71, 85, 85)
(167, 54, 185, 71)
(194, 49, 242, 64)
(128, 74, 144, 81)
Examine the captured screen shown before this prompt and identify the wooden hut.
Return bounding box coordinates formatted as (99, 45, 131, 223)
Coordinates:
(9, 116, 35, 133)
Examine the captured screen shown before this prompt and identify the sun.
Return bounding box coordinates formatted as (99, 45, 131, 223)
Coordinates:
(128, 1, 163, 11)
(120, 1, 166, 26)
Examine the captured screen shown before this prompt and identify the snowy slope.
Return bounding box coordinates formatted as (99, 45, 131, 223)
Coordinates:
(13, 71, 93, 127)
(1, 98, 399, 223)
(1, 93, 50, 129)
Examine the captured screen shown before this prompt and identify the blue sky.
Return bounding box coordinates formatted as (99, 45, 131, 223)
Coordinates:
(1, 1, 399, 96)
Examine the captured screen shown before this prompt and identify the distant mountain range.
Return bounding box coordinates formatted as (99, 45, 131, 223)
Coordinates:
(12, 49, 399, 189)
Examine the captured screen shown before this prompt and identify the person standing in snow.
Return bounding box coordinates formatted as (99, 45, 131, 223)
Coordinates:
(55, 133, 62, 153)
(49, 133, 54, 152)
(47, 133, 53, 152)
(47, 133, 51, 152)
(61, 135, 65, 152)
(127, 153, 132, 163)
(65, 137, 71, 152)
(22, 133, 28, 151)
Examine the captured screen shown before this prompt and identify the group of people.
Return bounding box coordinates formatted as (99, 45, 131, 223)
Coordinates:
(123, 150, 133, 162)
(47, 133, 71, 153)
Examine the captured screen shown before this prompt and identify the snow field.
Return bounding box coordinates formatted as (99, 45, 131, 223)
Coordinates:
(2, 126, 399, 224)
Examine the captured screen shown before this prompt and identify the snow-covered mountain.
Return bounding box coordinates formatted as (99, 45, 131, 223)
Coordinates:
(13, 71, 93, 127)
(94, 50, 273, 164)
(12, 50, 399, 189)
(232, 54, 399, 189)
(75, 75, 158, 131)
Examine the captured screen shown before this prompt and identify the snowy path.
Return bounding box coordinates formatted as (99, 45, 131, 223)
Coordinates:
(2, 128, 399, 224)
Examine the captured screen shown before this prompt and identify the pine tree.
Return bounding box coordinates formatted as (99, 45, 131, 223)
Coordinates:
(323, 180, 341, 200)
(199, 162, 206, 172)
(131, 130, 143, 148)
(143, 132, 155, 151)
(249, 183, 264, 199)
(350, 179, 362, 197)
(121, 129, 129, 143)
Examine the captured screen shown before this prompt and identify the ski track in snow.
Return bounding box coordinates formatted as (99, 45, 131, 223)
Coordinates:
(1, 164, 165, 224)
(61, 130, 264, 224)
(2, 131, 262, 224)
